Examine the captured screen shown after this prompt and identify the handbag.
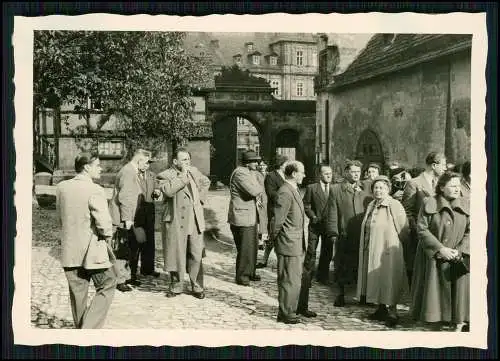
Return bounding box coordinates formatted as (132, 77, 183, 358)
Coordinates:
(110, 227, 130, 260)
(82, 236, 113, 270)
(443, 254, 470, 281)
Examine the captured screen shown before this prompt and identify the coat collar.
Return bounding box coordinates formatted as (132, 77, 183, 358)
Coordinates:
(373, 196, 391, 208)
(74, 173, 94, 183)
(341, 180, 363, 193)
(284, 182, 304, 213)
(424, 195, 469, 216)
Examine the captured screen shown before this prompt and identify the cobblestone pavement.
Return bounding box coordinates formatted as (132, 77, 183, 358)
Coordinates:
(32, 189, 445, 331)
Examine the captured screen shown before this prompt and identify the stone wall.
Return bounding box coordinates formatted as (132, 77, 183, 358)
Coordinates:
(319, 51, 471, 173)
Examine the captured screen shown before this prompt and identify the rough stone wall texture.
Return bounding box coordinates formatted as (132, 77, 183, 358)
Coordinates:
(323, 52, 470, 173)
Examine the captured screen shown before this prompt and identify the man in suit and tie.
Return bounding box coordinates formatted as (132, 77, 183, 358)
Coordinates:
(135, 158, 161, 278)
(271, 161, 307, 324)
(109, 148, 152, 292)
(228, 150, 265, 286)
(56, 153, 116, 328)
(402, 151, 447, 286)
(256, 154, 288, 269)
(303, 164, 334, 285)
(157, 148, 211, 299)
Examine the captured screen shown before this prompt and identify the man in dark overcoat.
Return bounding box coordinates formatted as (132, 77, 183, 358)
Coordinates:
(326, 159, 372, 307)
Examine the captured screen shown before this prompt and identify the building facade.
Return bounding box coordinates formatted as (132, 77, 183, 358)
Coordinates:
(186, 32, 321, 102)
(315, 33, 472, 177)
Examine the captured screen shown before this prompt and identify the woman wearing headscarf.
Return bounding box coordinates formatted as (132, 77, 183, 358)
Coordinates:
(411, 171, 470, 332)
(356, 175, 410, 327)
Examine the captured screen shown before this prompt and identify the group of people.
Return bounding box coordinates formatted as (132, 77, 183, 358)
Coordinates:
(56, 146, 471, 331)
(227, 150, 471, 330)
(56, 148, 211, 328)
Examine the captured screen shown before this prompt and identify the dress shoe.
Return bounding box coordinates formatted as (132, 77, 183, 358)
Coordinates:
(236, 279, 250, 286)
(249, 274, 261, 281)
(165, 290, 180, 298)
(461, 323, 470, 332)
(141, 271, 161, 278)
(277, 315, 300, 324)
(116, 283, 132, 292)
(297, 309, 317, 318)
(385, 314, 399, 328)
(125, 278, 141, 287)
(255, 262, 267, 269)
(334, 295, 345, 307)
(369, 306, 389, 321)
(192, 291, 205, 299)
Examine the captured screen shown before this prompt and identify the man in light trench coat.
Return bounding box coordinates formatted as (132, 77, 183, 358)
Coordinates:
(157, 148, 211, 299)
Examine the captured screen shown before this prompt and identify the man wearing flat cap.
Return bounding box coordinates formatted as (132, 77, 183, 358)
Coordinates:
(228, 150, 265, 286)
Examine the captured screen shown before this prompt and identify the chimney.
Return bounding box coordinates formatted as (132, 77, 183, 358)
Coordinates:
(210, 39, 219, 49)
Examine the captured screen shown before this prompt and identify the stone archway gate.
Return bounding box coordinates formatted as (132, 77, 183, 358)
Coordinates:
(205, 70, 316, 185)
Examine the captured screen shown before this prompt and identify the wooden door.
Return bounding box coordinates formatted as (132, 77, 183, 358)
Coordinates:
(213, 117, 237, 185)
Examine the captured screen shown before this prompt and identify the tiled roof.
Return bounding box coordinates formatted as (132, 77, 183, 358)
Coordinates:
(330, 33, 472, 90)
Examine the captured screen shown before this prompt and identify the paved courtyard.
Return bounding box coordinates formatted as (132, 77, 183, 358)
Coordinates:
(32, 188, 443, 331)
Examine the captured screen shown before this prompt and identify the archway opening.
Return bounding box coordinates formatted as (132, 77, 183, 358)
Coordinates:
(236, 116, 261, 163)
(212, 115, 262, 186)
(275, 128, 299, 162)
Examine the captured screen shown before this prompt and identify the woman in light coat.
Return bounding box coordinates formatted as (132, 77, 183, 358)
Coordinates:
(356, 175, 410, 327)
(411, 171, 470, 331)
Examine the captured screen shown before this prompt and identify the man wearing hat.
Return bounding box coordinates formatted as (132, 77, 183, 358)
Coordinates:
(228, 150, 265, 286)
(389, 167, 412, 202)
(109, 148, 153, 291)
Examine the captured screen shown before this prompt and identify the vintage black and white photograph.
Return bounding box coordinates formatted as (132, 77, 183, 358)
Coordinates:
(13, 13, 488, 348)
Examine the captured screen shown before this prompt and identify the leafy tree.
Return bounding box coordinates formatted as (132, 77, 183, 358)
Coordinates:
(34, 30, 212, 155)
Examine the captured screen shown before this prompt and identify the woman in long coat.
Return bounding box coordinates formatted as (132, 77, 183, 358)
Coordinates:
(411, 171, 470, 331)
(356, 176, 410, 327)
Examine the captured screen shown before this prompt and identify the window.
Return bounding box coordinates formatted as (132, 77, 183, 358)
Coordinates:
(252, 55, 260, 65)
(296, 50, 303, 66)
(247, 43, 254, 52)
(98, 140, 124, 158)
(270, 56, 277, 65)
(238, 117, 245, 125)
(234, 55, 241, 65)
(296, 82, 304, 97)
(254, 145, 259, 154)
(87, 96, 102, 110)
(271, 80, 280, 96)
(276, 147, 296, 161)
(311, 50, 318, 67)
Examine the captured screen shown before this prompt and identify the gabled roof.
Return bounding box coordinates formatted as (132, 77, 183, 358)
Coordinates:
(265, 51, 279, 57)
(330, 33, 472, 91)
(184, 32, 322, 69)
(247, 51, 262, 56)
(269, 33, 318, 44)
